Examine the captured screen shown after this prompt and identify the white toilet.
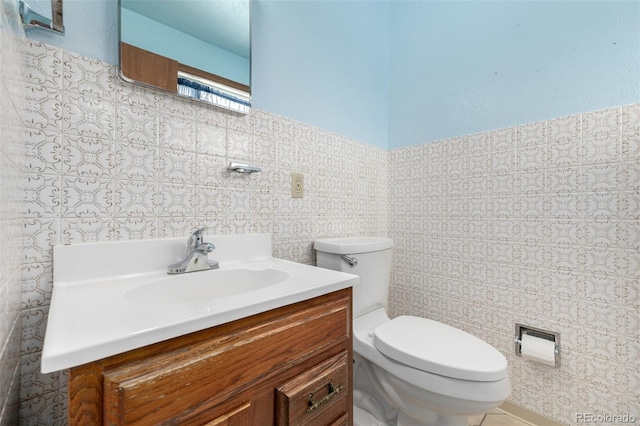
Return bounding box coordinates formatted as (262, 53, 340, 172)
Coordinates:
(314, 237, 511, 426)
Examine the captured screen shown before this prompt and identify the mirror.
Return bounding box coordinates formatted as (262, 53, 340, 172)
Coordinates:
(119, 0, 251, 113)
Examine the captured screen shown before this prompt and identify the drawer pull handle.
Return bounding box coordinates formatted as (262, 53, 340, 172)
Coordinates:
(307, 382, 343, 413)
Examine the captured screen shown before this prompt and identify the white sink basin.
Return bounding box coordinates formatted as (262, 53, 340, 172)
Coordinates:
(41, 234, 358, 373)
(125, 268, 290, 304)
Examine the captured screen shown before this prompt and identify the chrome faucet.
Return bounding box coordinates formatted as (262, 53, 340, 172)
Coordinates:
(167, 228, 219, 274)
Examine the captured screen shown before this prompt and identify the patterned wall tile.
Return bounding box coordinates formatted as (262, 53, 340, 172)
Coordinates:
(62, 92, 115, 139)
(621, 103, 640, 133)
(19, 352, 58, 402)
(114, 141, 158, 181)
(114, 180, 157, 217)
(23, 129, 62, 175)
(60, 217, 115, 244)
(517, 121, 547, 147)
(196, 154, 228, 187)
(62, 135, 114, 178)
(622, 132, 640, 162)
(517, 145, 547, 170)
(158, 148, 196, 184)
(16, 40, 640, 426)
(196, 122, 226, 157)
(22, 218, 59, 264)
(158, 183, 196, 217)
(548, 114, 581, 144)
(61, 177, 114, 217)
(491, 127, 517, 151)
(159, 94, 195, 118)
(114, 217, 157, 240)
(158, 216, 201, 238)
(63, 51, 117, 101)
(23, 83, 62, 132)
(21, 263, 53, 310)
(621, 162, 640, 192)
(618, 191, 640, 220)
(21, 307, 48, 356)
(390, 104, 640, 425)
(226, 109, 254, 133)
(22, 40, 62, 89)
(467, 131, 490, 155)
(582, 107, 621, 139)
(196, 186, 227, 217)
(277, 136, 298, 168)
(159, 113, 196, 152)
(228, 129, 254, 161)
(18, 390, 65, 426)
(115, 103, 158, 145)
(23, 174, 60, 218)
(548, 139, 582, 167)
(492, 148, 516, 172)
(548, 167, 581, 193)
(227, 214, 253, 235)
(582, 133, 621, 165)
(0, 39, 25, 426)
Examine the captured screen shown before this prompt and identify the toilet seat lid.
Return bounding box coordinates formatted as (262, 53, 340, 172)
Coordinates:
(373, 316, 508, 382)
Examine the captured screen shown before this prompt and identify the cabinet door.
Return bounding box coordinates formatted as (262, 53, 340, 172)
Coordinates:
(276, 352, 349, 426)
(204, 402, 251, 426)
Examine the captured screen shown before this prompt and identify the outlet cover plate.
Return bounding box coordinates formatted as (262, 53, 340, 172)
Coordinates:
(291, 172, 304, 198)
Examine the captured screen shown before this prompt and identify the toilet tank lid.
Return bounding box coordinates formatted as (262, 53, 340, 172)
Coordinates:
(314, 237, 394, 254)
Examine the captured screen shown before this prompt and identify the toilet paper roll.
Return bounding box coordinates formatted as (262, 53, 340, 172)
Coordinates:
(520, 334, 556, 366)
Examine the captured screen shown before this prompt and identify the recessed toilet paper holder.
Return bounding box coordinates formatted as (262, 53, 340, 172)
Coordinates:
(514, 323, 561, 368)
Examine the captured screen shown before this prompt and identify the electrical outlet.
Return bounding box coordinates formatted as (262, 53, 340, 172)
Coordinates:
(291, 172, 304, 198)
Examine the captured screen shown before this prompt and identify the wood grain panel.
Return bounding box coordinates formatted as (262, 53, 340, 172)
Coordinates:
(204, 402, 251, 426)
(68, 363, 104, 426)
(120, 42, 178, 92)
(68, 288, 353, 426)
(103, 306, 347, 423)
(276, 352, 348, 426)
(328, 414, 348, 426)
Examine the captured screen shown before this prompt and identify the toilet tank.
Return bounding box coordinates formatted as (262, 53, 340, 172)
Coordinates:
(314, 237, 394, 318)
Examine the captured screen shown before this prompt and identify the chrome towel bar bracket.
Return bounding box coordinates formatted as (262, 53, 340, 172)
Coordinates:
(228, 162, 261, 174)
(19, 0, 64, 34)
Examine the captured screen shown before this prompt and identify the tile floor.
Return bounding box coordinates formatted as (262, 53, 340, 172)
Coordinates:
(470, 409, 534, 426)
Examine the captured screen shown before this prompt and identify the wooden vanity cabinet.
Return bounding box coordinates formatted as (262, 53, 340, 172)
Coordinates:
(68, 288, 352, 426)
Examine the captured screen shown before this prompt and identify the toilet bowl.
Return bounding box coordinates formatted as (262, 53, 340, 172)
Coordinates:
(314, 237, 511, 426)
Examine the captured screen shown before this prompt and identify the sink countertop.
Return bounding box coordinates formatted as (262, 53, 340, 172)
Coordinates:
(41, 234, 359, 373)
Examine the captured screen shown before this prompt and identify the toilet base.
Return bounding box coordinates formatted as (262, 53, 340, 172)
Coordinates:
(354, 406, 468, 426)
(396, 411, 467, 426)
(354, 405, 393, 426)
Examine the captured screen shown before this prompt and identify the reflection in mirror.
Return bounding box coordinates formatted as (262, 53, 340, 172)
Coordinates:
(119, 0, 250, 113)
(19, 0, 64, 33)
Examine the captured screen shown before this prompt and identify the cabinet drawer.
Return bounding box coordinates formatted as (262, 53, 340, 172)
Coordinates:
(203, 402, 251, 426)
(276, 352, 349, 426)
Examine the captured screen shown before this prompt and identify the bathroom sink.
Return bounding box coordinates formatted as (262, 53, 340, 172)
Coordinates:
(125, 268, 290, 304)
(41, 233, 359, 373)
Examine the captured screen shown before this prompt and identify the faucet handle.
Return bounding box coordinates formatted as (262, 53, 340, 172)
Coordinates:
(187, 228, 207, 253)
(197, 242, 215, 253)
